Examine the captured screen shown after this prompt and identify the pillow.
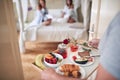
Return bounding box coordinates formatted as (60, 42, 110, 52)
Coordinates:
(48, 9, 62, 18)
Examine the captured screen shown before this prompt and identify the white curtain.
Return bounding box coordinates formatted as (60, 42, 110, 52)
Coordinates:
(74, 0, 91, 40)
(14, 0, 28, 22)
(74, 0, 91, 29)
(29, 0, 38, 10)
(16, 0, 39, 53)
(81, 0, 91, 29)
(21, 0, 28, 22)
(16, 0, 26, 53)
(74, 0, 81, 20)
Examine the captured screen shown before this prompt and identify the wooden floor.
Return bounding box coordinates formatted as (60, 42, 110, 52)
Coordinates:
(21, 53, 41, 80)
(21, 41, 61, 80)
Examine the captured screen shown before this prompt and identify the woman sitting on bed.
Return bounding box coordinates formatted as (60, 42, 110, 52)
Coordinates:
(29, 0, 51, 26)
(61, 0, 77, 23)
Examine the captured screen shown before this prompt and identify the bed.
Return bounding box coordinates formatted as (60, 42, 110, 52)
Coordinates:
(23, 8, 89, 42)
(16, 0, 91, 53)
(23, 21, 87, 42)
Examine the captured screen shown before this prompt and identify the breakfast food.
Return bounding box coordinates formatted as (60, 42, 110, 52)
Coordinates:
(82, 47, 91, 52)
(82, 42, 88, 47)
(75, 57, 88, 64)
(78, 51, 90, 57)
(53, 49, 67, 59)
(70, 45, 78, 52)
(45, 53, 62, 64)
(60, 64, 81, 78)
(79, 40, 90, 47)
(45, 53, 54, 59)
(72, 55, 93, 65)
(72, 71, 81, 78)
(35, 54, 46, 70)
(78, 47, 91, 58)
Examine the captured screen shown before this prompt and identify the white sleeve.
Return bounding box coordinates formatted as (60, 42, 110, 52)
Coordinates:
(63, 6, 67, 13)
(100, 12, 120, 79)
(67, 9, 74, 16)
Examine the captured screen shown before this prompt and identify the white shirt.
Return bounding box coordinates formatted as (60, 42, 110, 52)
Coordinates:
(63, 5, 77, 21)
(29, 8, 48, 27)
(99, 12, 120, 79)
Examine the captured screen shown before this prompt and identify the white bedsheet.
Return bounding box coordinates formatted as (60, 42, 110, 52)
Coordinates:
(23, 22, 87, 42)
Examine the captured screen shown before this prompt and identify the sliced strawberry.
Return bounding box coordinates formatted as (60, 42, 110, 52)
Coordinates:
(72, 56, 77, 60)
(45, 58, 49, 63)
(62, 53, 67, 59)
(52, 58, 57, 64)
(49, 59, 53, 64)
(71, 45, 78, 52)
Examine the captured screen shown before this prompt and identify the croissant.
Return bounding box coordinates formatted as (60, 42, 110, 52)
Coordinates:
(60, 64, 81, 78)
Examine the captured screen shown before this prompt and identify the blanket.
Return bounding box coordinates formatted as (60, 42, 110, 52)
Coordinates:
(23, 22, 86, 42)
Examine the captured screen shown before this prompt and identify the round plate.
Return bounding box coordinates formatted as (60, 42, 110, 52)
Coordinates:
(43, 53, 63, 68)
(69, 54, 95, 67)
(56, 64, 86, 79)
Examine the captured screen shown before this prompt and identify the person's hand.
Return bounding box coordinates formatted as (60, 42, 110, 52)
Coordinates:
(40, 68, 58, 80)
(88, 39, 99, 49)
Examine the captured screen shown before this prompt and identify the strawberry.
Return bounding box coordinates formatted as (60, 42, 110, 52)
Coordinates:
(49, 59, 53, 64)
(63, 38, 70, 44)
(71, 45, 78, 52)
(45, 58, 49, 63)
(72, 56, 77, 60)
(62, 52, 67, 59)
(52, 58, 57, 64)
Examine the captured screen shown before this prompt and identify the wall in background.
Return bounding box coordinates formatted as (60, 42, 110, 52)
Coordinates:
(89, 0, 120, 39)
(97, 0, 120, 38)
(46, 0, 65, 9)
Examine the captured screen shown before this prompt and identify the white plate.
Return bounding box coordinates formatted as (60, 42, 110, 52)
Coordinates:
(69, 54, 95, 67)
(56, 64, 86, 79)
(43, 53, 63, 68)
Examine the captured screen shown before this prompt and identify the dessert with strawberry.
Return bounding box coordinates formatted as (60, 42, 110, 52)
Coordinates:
(53, 48, 67, 59)
(44, 53, 63, 66)
(70, 45, 78, 52)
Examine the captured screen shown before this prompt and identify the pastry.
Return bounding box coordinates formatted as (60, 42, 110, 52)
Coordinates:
(60, 64, 81, 78)
(72, 71, 81, 78)
(64, 72, 70, 77)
